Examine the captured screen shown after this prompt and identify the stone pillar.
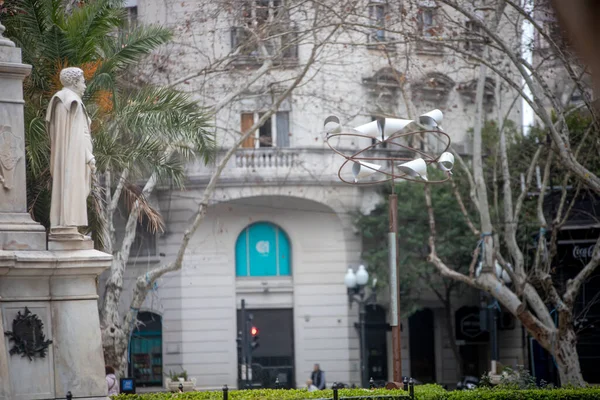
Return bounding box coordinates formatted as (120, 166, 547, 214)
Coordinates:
(0, 22, 46, 251)
(0, 251, 111, 399)
(0, 21, 112, 400)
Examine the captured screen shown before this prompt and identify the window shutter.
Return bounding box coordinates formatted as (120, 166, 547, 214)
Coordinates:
(276, 111, 290, 147)
(241, 113, 255, 148)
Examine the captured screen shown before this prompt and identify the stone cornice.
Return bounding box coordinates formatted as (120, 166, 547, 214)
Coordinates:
(0, 61, 32, 80)
(0, 249, 112, 276)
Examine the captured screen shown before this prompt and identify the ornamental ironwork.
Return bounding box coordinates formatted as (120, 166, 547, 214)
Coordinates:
(4, 307, 52, 360)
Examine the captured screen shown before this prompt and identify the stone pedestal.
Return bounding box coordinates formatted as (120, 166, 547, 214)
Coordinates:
(0, 249, 112, 400)
(0, 23, 46, 252)
(0, 21, 112, 400)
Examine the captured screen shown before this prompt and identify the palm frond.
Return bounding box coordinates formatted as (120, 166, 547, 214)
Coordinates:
(24, 106, 50, 177)
(26, 169, 52, 229)
(8, 0, 53, 44)
(98, 24, 172, 73)
(63, 0, 123, 64)
(124, 136, 186, 188)
(122, 182, 165, 234)
(116, 86, 215, 163)
(87, 173, 109, 251)
(92, 126, 134, 173)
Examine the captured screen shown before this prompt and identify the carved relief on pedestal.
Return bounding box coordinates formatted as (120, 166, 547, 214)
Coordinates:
(0, 125, 22, 190)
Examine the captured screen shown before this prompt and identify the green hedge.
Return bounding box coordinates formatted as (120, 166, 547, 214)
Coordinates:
(111, 385, 600, 400)
(446, 388, 600, 400)
(112, 386, 441, 400)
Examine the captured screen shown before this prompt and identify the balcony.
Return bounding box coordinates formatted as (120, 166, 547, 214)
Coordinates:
(185, 147, 409, 187)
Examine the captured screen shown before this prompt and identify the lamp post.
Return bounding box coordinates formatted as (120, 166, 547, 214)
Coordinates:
(345, 265, 376, 389)
(325, 110, 454, 388)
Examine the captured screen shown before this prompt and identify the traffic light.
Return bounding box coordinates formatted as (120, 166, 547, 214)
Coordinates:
(236, 330, 242, 351)
(250, 326, 260, 352)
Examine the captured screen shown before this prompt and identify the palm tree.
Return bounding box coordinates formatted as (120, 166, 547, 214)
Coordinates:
(3, 0, 213, 237)
(3, 0, 214, 373)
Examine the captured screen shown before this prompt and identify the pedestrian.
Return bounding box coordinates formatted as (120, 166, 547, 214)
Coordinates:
(306, 379, 319, 392)
(310, 364, 326, 390)
(105, 366, 118, 396)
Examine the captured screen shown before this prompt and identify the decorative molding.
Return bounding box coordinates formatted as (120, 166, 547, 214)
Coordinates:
(0, 125, 22, 190)
(412, 72, 455, 102)
(4, 307, 53, 360)
(456, 77, 496, 108)
(362, 68, 403, 98)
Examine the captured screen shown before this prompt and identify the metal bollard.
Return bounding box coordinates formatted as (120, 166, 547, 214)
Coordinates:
(66, 392, 72, 400)
(369, 377, 374, 389)
(223, 384, 228, 400)
(403, 376, 408, 391)
(409, 378, 414, 399)
(333, 387, 339, 400)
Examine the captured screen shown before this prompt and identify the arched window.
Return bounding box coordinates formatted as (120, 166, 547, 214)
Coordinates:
(235, 222, 291, 277)
(129, 312, 162, 386)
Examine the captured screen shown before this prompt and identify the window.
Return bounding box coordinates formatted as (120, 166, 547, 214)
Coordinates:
(131, 215, 157, 257)
(129, 312, 162, 387)
(416, 2, 442, 54)
(240, 112, 290, 148)
(126, 6, 138, 28)
(231, 0, 298, 64)
(124, 0, 138, 29)
(236, 222, 291, 277)
(368, 2, 387, 42)
(419, 7, 436, 37)
(465, 20, 483, 54)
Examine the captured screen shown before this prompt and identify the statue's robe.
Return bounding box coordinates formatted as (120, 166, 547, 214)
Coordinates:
(45, 88, 94, 228)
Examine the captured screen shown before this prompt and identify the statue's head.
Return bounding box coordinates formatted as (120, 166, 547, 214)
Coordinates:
(59, 67, 86, 97)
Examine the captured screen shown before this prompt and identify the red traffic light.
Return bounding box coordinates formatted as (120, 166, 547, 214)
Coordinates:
(251, 326, 259, 336)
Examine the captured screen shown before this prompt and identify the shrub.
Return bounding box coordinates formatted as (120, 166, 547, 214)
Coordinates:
(447, 388, 600, 400)
(112, 387, 415, 400)
(111, 385, 600, 400)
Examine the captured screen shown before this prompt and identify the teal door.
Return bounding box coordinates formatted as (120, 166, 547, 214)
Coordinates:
(236, 222, 291, 277)
(128, 312, 162, 386)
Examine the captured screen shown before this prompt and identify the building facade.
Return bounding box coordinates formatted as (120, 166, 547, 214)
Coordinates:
(104, 0, 529, 390)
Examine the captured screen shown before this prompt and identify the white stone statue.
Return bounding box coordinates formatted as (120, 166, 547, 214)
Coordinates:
(45, 67, 96, 238)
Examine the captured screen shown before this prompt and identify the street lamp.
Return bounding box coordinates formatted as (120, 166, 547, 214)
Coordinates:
(325, 110, 454, 388)
(345, 265, 376, 389)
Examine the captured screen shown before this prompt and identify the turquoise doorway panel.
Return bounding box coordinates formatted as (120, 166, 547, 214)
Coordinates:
(236, 222, 290, 277)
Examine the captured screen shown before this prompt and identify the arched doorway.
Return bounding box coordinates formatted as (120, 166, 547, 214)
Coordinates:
(128, 311, 163, 387)
(235, 222, 295, 388)
(409, 308, 436, 383)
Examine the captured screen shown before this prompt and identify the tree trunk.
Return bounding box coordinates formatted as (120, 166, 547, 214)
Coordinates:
(101, 323, 129, 377)
(443, 298, 463, 378)
(554, 327, 585, 387)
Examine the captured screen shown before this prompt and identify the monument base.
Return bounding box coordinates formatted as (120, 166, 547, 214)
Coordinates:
(0, 248, 111, 400)
(0, 212, 46, 251)
(49, 226, 94, 251)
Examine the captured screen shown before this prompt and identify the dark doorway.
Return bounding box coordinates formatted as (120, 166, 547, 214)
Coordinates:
(459, 344, 487, 378)
(366, 305, 388, 383)
(409, 308, 436, 383)
(237, 308, 295, 388)
(128, 312, 163, 387)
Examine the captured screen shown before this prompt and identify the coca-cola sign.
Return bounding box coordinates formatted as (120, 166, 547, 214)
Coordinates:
(572, 244, 596, 261)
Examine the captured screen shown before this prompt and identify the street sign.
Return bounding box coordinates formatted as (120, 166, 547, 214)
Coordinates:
(455, 306, 489, 343)
(461, 313, 481, 338)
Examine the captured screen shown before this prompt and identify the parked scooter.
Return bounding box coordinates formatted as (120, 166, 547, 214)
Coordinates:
(456, 376, 479, 390)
